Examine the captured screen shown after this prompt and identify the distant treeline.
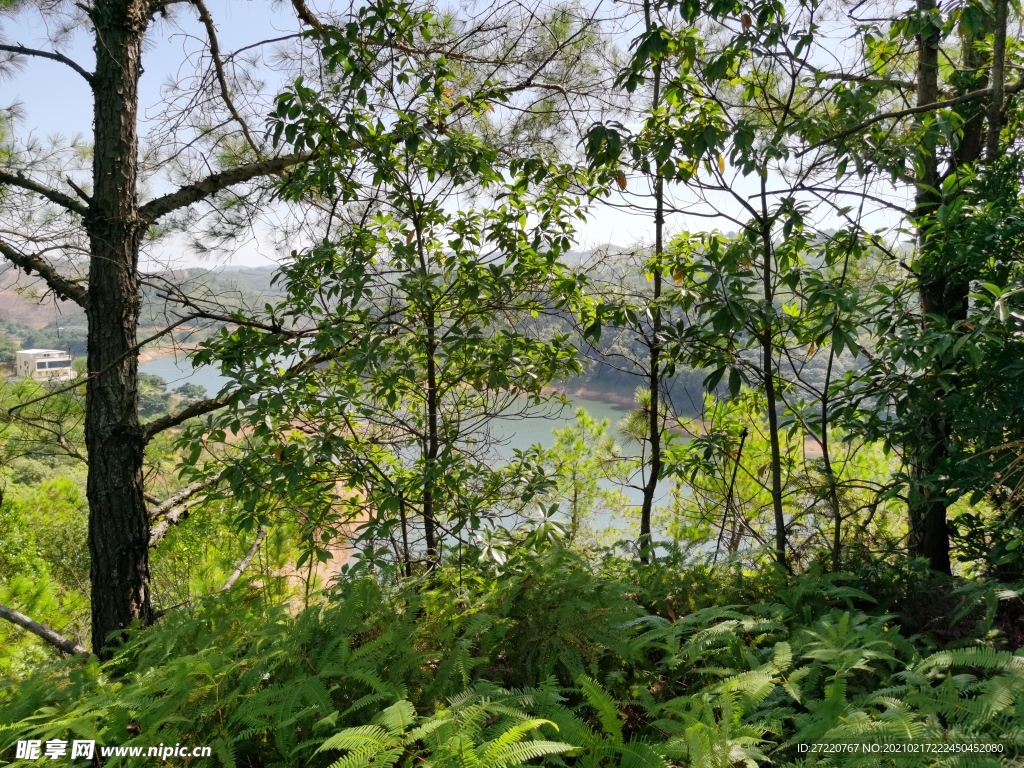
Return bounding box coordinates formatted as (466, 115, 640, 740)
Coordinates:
(0, 320, 87, 359)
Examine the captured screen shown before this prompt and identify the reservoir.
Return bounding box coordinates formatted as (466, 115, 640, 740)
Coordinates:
(140, 353, 650, 533)
(140, 352, 634, 456)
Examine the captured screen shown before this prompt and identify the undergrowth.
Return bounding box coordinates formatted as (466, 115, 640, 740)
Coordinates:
(1, 547, 1022, 768)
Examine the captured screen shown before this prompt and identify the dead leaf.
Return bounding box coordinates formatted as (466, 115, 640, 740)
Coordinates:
(741, 13, 752, 29)
(616, 170, 627, 191)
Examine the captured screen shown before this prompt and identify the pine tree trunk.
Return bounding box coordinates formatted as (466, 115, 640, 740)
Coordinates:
(85, 0, 153, 657)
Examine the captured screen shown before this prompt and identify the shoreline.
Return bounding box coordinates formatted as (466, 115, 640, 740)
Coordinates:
(138, 346, 652, 415)
(138, 342, 200, 364)
(547, 384, 637, 409)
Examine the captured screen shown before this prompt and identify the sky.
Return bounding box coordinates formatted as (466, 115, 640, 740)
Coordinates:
(1, 0, 911, 269)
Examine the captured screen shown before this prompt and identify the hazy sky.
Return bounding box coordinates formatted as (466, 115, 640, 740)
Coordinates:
(2, 0, 909, 270)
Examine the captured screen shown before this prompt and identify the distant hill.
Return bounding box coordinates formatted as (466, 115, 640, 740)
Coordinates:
(1, 264, 283, 358)
(0, 270, 86, 330)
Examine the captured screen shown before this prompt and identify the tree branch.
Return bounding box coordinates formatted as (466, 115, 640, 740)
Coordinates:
(149, 496, 215, 547)
(138, 152, 314, 223)
(148, 475, 222, 522)
(0, 237, 90, 307)
(289, 0, 322, 28)
(141, 394, 231, 442)
(798, 77, 1024, 156)
(0, 604, 88, 655)
(0, 169, 90, 216)
(141, 337, 357, 442)
(0, 43, 94, 84)
(191, 0, 261, 154)
(221, 525, 267, 590)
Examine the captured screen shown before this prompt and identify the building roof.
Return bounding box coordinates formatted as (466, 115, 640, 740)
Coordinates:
(17, 349, 73, 356)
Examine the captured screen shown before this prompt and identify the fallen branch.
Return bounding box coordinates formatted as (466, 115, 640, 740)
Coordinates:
(221, 525, 268, 590)
(149, 497, 210, 547)
(148, 476, 222, 523)
(0, 604, 88, 656)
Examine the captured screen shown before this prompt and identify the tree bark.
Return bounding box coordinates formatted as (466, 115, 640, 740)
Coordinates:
(759, 181, 787, 571)
(413, 209, 439, 567)
(85, 0, 153, 657)
(908, 0, 953, 575)
(986, 0, 1008, 161)
(638, 0, 662, 563)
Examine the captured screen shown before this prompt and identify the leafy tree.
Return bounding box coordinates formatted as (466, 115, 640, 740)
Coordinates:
(188, 0, 599, 574)
(542, 409, 629, 545)
(797, 0, 1024, 573)
(172, 383, 207, 404)
(0, 332, 16, 367)
(137, 374, 170, 419)
(0, 0, 613, 654)
(583, 0, 1024, 575)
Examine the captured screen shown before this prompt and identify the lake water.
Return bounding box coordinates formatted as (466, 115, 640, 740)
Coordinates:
(141, 353, 635, 455)
(143, 352, 630, 442)
(141, 353, 649, 531)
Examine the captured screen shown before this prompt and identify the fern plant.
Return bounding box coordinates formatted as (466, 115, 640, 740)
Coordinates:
(314, 697, 575, 768)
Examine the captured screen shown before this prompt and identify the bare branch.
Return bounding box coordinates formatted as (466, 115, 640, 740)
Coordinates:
(0, 604, 88, 656)
(191, 0, 261, 154)
(0, 43, 94, 84)
(289, 0, 322, 28)
(141, 394, 231, 442)
(221, 525, 267, 590)
(799, 78, 1024, 156)
(148, 475, 222, 522)
(65, 176, 92, 203)
(0, 237, 90, 307)
(815, 72, 915, 89)
(0, 169, 90, 216)
(149, 495, 217, 547)
(138, 153, 314, 224)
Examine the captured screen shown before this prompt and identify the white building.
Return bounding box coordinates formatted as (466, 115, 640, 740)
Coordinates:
(15, 349, 76, 383)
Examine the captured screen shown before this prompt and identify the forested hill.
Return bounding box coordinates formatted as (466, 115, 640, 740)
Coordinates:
(2, 256, 852, 418)
(0, 266, 282, 358)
